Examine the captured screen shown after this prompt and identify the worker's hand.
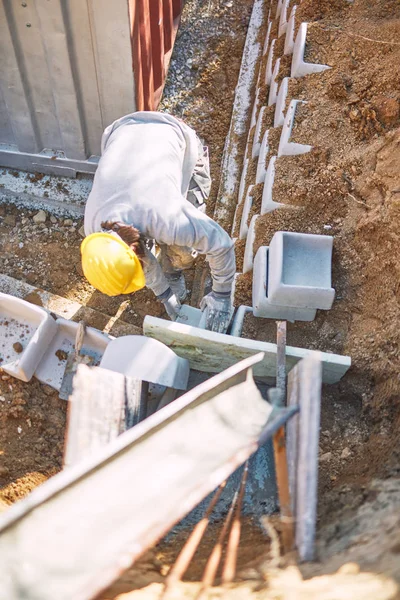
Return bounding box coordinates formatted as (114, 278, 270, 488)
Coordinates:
(200, 291, 233, 334)
(158, 288, 182, 321)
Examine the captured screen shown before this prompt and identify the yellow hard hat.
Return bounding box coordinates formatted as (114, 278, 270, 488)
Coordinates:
(81, 232, 145, 296)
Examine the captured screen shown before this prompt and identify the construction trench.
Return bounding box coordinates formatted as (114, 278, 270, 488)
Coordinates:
(0, 0, 400, 599)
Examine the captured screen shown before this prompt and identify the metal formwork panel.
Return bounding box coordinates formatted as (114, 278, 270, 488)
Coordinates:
(0, 0, 136, 176)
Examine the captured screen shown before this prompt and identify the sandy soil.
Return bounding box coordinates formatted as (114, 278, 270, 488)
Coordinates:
(0, 0, 399, 598)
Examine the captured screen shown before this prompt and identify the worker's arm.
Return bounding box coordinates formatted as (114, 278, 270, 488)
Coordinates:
(142, 248, 181, 320)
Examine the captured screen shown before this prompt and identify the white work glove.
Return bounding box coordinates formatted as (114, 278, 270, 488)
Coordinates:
(158, 288, 181, 321)
(200, 291, 233, 334)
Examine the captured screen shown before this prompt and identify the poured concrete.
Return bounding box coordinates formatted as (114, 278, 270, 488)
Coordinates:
(268, 232, 335, 310)
(252, 246, 317, 321)
(0, 293, 58, 382)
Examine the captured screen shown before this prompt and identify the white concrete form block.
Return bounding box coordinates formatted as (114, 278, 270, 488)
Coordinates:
(252, 247, 316, 321)
(274, 77, 289, 127)
(256, 130, 269, 184)
(265, 39, 276, 86)
(276, 0, 284, 19)
(284, 5, 297, 55)
(230, 306, 253, 338)
(100, 335, 190, 390)
(268, 231, 335, 309)
(261, 156, 284, 214)
(278, 99, 312, 157)
(238, 157, 250, 205)
(268, 58, 281, 107)
(262, 21, 272, 56)
(239, 185, 254, 240)
(291, 23, 331, 78)
(278, 0, 290, 37)
(252, 106, 266, 158)
(0, 293, 58, 382)
(34, 318, 110, 391)
(243, 214, 259, 273)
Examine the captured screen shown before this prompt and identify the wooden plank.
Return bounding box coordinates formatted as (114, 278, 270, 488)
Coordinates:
(149, 0, 164, 93)
(143, 316, 351, 384)
(272, 426, 294, 554)
(286, 363, 300, 514)
(137, 0, 154, 111)
(286, 352, 322, 562)
(0, 354, 272, 600)
(64, 366, 148, 467)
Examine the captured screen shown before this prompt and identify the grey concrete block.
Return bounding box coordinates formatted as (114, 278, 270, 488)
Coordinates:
(268, 58, 281, 106)
(261, 156, 285, 214)
(0, 292, 58, 382)
(268, 231, 335, 309)
(278, 0, 289, 37)
(265, 38, 276, 85)
(274, 77, 289, 127)
(252, 247, 317, 321)
(262, 20, 272, 56)
(230, 305, 253, 337)
(256, 130, 269, 184)
(278, 99, 312, 157)
(239, 185, 254, 240)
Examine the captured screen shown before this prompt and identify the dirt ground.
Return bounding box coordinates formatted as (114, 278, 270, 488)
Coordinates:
(0, 0, 400, 598)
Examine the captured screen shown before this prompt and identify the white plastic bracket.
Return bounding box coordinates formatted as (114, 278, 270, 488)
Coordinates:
(268, 58, 281, 106)
(239, 185, 254, 240)
(291, 23, 331, 78)
(274, 77, 289, 127)
(256, 130, 269, 184)
(278, 99, 312, 157)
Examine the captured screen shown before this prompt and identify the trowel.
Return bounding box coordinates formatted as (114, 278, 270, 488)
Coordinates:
(59, 321, 93, 400)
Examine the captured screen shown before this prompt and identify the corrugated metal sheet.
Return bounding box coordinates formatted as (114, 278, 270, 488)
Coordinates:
(0, 0, 136, 176)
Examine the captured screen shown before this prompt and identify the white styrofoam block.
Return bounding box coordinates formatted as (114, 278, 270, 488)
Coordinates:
(256, 130, 269, 184)
(100, 335, 190, 390)
(262, 21, 272, 56)
(0, 293, 58, 382)
(176, 305, 205, 328)
(268, 58, 281, 107)
(35, 318, 110, 391)
(252, 106, 266, 158)
(261, 156, 284, 214)
(278, 0, 290, 37)
(284, 5, 297, 55)
(291, 23, 331, 78)
(230, 306, 253, 337)
(238, 157, 249, 204)
(265, 38, 276, 86)
(278, 99, 312, 157)
(268, 232, 335, 310)
(276, 0, 284, 19)
(239, 185, 254, 240)
(252, 247, 317, 321)
(274, 77, 289, 127)
(243, 214, 259, 273)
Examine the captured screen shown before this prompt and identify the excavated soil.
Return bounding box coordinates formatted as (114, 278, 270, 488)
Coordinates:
(1, 0, 400, 598)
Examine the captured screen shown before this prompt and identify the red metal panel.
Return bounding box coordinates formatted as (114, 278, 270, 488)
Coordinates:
(130, 0, 183, 112)
(163, 0, 174, 54)
(149, 0, 164, 92)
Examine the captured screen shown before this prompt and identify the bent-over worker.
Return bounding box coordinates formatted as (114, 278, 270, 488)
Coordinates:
(82, 112, 236, 334)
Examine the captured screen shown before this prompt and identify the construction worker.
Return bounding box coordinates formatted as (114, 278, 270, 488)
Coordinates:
(82, 112, 236, 334)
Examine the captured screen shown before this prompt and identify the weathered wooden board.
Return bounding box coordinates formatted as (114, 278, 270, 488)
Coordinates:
(143, 317, 351, 384)
(64, 366, 148, 467)
(287, 352, 322, 562)
(0, 354, 273, 600)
